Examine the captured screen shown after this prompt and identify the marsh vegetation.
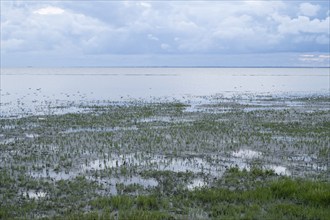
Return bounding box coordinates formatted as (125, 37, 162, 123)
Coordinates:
(0, 94, 329, 219)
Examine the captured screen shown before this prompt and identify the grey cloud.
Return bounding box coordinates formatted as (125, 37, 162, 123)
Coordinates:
(1, 1, 329, 67)
(299, 3, 321, 17)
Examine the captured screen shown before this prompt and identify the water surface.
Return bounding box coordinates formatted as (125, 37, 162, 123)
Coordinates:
(1, 67, 329, 117)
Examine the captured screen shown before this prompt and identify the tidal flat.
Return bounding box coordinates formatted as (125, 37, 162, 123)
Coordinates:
(0, 94, 329, 219)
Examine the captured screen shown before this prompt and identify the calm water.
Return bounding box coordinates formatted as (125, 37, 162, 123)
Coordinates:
(1, 68, 329, 116)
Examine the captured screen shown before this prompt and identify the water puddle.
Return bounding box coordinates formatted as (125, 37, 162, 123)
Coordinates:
(92, 176, 158, 195)
(0, 138, 17, 144)
(310, 164, 328, 171)
(243, 107, 288, 112)
(1, 125, 16, 130)
(265, 165, 290, 176)
(85, 153, 220, 176)
(139, 116, 194, 123)
(30, 169, 75, 181)
(117, 176, 158, 187)
(289, 154, 316, 163)
(187, 178, 207, 190)
(189, 106, 233, 113)
(232, 149, 262, 159)
(229, 149, 291, 176)
(154, 156, 217, 175)
(62, 126, 138, 134)
(25, 133, 39, 138)
(24, 190, 47, 199)
(29, 149, 321, 183)
(84, 153, 142, 170)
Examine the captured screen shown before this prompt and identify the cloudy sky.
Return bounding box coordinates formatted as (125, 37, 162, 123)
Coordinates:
(1, 1, 329, 67)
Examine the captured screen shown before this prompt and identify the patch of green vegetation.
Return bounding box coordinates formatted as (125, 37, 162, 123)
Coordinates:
(270, 178, 330, 207)
(90, 195, 134, 210)
(294, 96, 330, 102)
(319, 147, 330, 158)
(116, 183, 145, 194)
(261, 121, 330, 135)
(186, 177, 330, 219)
(118, 210, 174, 220)
(140, 170, 195, 196)
(85, 171, 330, 220)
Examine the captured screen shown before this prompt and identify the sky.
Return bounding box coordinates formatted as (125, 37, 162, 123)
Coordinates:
(1, 1, 330, 67)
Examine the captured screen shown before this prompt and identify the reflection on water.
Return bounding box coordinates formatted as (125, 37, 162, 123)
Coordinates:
(28, 146, 299, 183)
(93, 176, 158, 195)
(265, 165, 290, 176)
(24, 190, 46, 199)
(61, 126, 138, 134)
(30, 169, 73, 180)
(187, 178, 207, 190)
(232, 149, 262, 159)
(25, 133, 39, 138)
(1, 67, 329, 117)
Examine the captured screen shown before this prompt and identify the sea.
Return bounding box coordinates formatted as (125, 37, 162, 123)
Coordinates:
(1, 67, 329, 117)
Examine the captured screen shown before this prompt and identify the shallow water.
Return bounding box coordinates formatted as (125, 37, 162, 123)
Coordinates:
(1, 67, 329, 117)
(232, 149, 262, 159)
(93, 176, 158, 195)
(30, 169, 73, 181)
(265, 165, 290, 176)
(24, 191, 47, 199)
(187, 178, 207, 190)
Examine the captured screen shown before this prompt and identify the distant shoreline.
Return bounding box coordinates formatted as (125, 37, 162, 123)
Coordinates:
(2, 66, 330, 69)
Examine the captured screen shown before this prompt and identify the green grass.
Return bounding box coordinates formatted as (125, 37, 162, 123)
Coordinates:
(261, 121, 330, 135)
(81, 171, 330, 220)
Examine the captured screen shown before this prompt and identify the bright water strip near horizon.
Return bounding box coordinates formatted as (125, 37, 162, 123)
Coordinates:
(1, 67, 329, 117)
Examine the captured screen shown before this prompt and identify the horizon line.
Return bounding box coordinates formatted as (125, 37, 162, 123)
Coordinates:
(1, 65, 330, 69)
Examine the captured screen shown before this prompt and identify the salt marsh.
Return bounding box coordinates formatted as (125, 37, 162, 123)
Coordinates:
(0, 68, 329, 219)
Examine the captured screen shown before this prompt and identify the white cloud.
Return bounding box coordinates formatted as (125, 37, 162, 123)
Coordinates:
(137, 2, 152, 9)
(1, 0, 329, 66)
(1, 3, 112, 53)
(300, 54, 315, 58)
(160, 43, 171, 51)
(299, 53, 330, 63)
(299, 3, 320, 17)
(33, 6, 64, 15)
(274, 15, 329, 35)
(319, 54, 330, 59)
(147, 34, 159, 41)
